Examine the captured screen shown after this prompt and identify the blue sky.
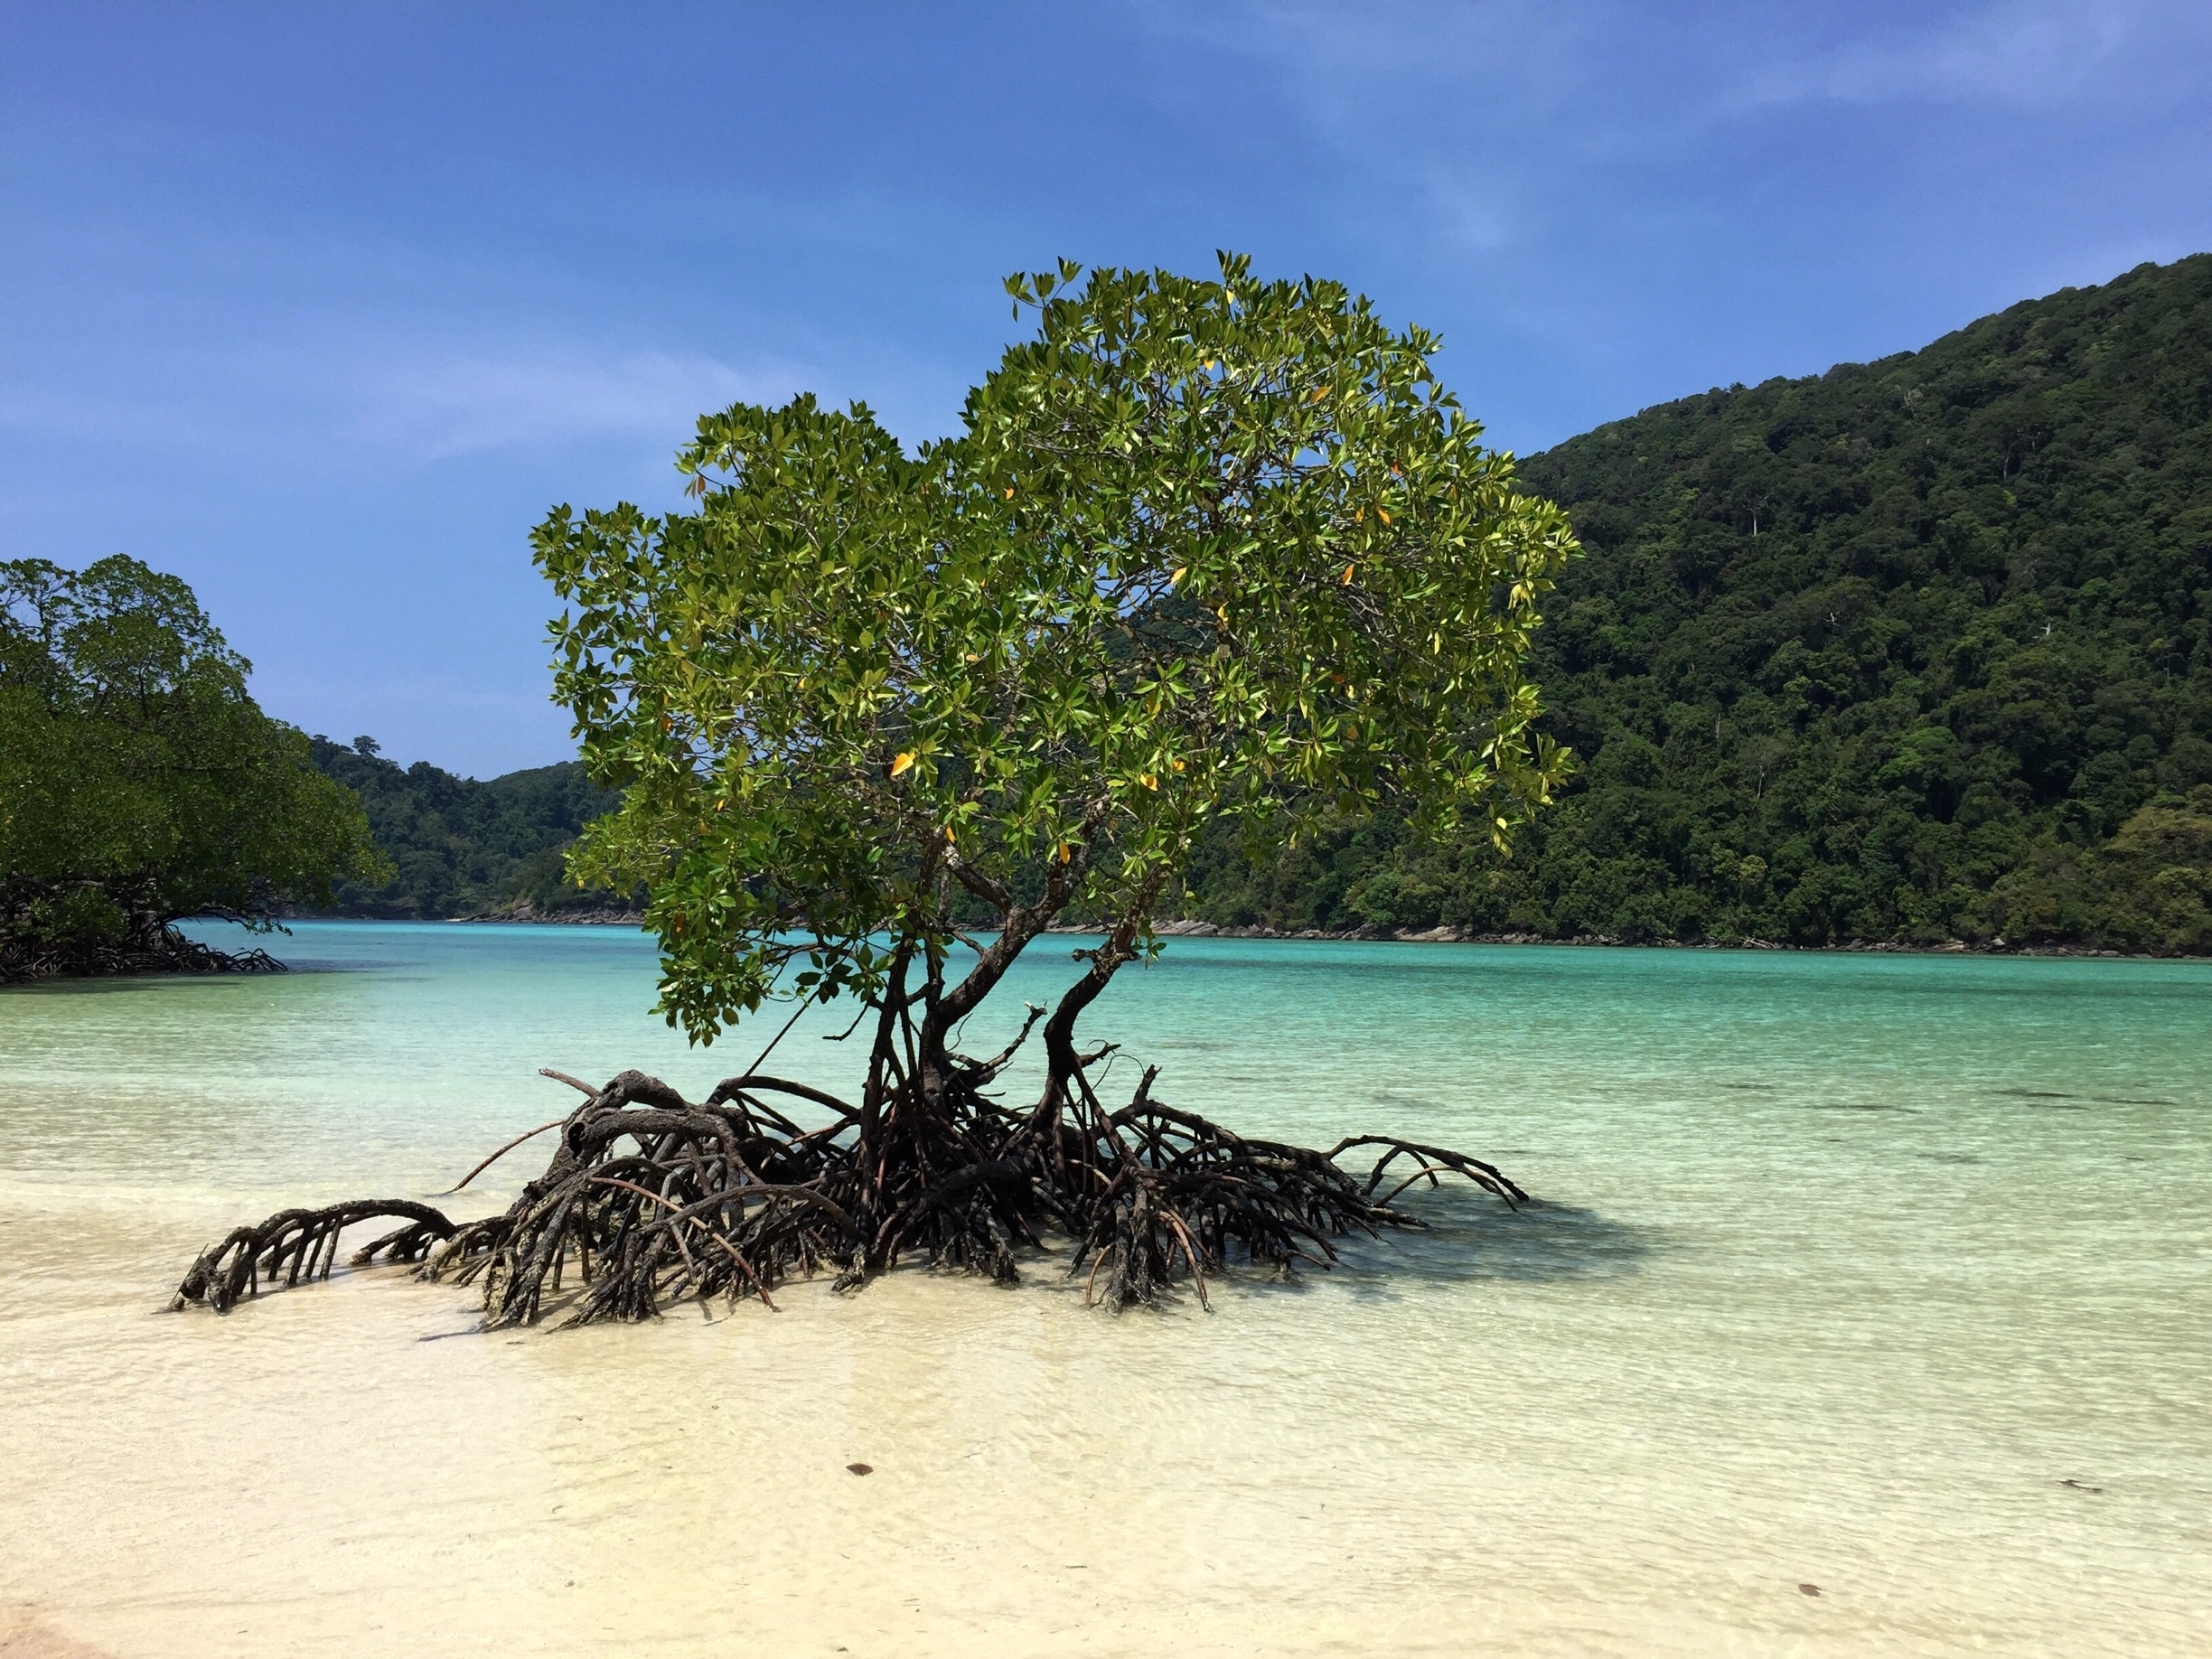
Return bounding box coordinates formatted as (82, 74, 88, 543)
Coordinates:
(5, 2, 2209, 776)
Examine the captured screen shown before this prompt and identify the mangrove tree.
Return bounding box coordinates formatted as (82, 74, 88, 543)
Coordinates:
(175, 257, 1579, 1322)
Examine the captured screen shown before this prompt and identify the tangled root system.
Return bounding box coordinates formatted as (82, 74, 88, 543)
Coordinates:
(174, 1047, 1523, 1326)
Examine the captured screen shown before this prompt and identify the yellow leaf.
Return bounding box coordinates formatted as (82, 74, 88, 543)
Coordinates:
(1341, 565, 1355, 586)
(944, 825, 956, 842)
(891, 752, 914, 777)
(1004, 486, 1015, 499)
(962, 651, 980, 661)
(1377, 508, 1392, 524)
(1169, 567, 1186, 586)
(1056, 843, 1072, 864)
(1216, 605, 1228, 623)
(1308, 386, 1328, 402)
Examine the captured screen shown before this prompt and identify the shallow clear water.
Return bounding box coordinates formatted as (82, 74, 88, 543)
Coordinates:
(2, 923, 2208, 1655)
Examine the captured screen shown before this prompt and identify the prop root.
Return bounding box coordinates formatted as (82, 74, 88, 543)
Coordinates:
(173, 1054, 1524, 1326)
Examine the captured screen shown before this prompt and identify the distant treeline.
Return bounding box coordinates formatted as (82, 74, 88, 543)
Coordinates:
(316, 256, 2212, 951)
(306, 736, 629, 919)
(1176, 254, 2212, 952)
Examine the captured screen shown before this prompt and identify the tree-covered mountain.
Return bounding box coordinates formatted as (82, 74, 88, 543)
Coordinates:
(1178, 254, 2212, 951)
(309, 257, 2212, 951)
(305, 737, 630, 919)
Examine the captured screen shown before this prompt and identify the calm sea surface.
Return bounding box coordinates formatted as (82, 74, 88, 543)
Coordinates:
(2, 923, 2207, 1655)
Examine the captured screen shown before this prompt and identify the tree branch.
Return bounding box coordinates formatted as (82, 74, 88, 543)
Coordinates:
(1040, 860, 1171, 1080)
(922, 794, 1113, 1060)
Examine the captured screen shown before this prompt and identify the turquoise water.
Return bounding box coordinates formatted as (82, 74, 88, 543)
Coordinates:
(3, 923, 2208, 1655)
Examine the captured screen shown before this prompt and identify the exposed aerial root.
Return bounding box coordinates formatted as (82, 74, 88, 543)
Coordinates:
(2, 922, 286, 985)
(172, 1199, 454, 1314)
(172, 1050, 1524, 1326)
(1066, 1069, 1528, 1311)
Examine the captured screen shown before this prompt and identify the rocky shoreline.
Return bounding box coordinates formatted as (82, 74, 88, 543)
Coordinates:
(473, 900, 648, 926)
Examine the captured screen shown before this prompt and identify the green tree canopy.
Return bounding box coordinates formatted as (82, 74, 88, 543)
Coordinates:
(0, 556, 387, 979)
(173, 258, 1561, 1326)
(539, 256, 1578, 1054)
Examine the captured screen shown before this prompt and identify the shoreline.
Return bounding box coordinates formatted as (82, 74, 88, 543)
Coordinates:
(1121, 919, 2164, 959)
(293, 910, 2189, 961)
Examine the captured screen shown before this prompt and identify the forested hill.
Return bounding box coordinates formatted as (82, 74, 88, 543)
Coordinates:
(305, 737, 627, 919)
(307, 258, 2212, 950)
(1180, 253, 2212, 951)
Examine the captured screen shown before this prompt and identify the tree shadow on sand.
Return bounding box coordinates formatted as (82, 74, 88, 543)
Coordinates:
(1237, 1186, 1654, 1303)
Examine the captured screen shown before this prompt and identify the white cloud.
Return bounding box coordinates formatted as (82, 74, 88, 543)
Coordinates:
(1421, 169, 1523, 255)
(1748, 1, 2204, 110)
(0, 335, 812, 474)
(1130, 0, 1597, 267)
(344, 345, 803, 461)
(1149, 0, 1587, 135)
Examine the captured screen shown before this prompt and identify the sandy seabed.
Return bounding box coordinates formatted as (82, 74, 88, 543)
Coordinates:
(3, 1210, 2201, 1659)
(5, 928, 2210, 1655)
(4, 1251, 1759, 1659)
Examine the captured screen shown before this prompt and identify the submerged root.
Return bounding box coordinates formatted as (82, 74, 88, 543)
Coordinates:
(1067, 1068, 1527, 1312)
(173, 1058, 1524, 1326)
(172, 1199, 453, 1313)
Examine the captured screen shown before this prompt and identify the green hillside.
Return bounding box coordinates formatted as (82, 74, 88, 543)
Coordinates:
(312, 258, 2212, 951)
(1180, 255, 2212, 951)
(306, 737, 629, 919)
